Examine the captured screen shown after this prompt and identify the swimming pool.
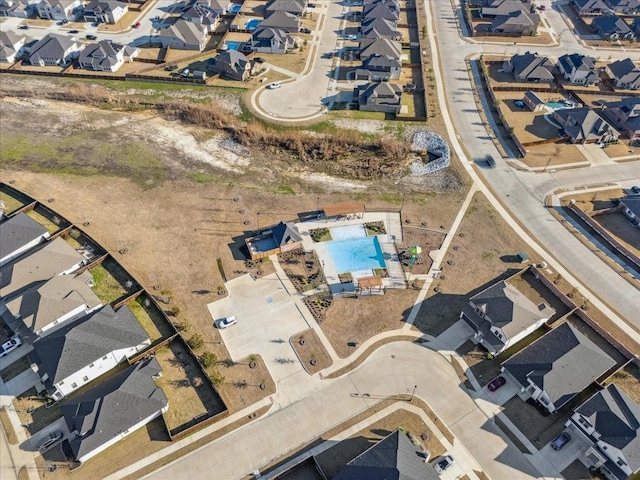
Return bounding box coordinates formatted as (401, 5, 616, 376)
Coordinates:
(326, 236, 386, 274)
(229, 3, 242, 12)
(225, 41, 242, 50)
(546, 101, 569, 110)
(245, 19, 260, 30)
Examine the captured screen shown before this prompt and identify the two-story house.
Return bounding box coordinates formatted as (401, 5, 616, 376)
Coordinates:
(265, 0, 306, 16)
(591, 15, 634, 40)
(78, 40, 138, 72)
(26, 32, 83, 66)
(30, 304, 150, 401)
(181, 0, 221, 33)
(62, 357, 168, 463)
(567, 384, 640, 480)
(606, 58, 640, 90)
(36, 0, 82, 21)
(460, 275, 556, 355)
(572, 0, 610, 15)
(557, 53, 601, 85)
(252, 26, 293, 54)
(553, 107, 620, 144)
(601, 98, 640, 144)
(0, 213, 49, 266)
(212, 49, 253, 81)
(502, 322, 616, 413)
(82, 0, 128, 24)
(605, 0, 640, 14)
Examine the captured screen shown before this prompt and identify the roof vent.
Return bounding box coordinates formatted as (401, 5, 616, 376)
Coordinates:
(537, 303, 548, 311)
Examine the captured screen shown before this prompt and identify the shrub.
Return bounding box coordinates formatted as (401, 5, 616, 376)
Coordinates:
(187, 334, 204, 350)
(199, 351, 217, 368)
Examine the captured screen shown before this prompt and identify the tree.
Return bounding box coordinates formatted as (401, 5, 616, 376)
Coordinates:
(210, 369, 225, 387)
(187, 333, 204, 350)
(199, 351, 217, 368)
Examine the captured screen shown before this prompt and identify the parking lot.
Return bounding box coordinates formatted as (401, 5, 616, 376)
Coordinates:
(207, 273, 310, 385)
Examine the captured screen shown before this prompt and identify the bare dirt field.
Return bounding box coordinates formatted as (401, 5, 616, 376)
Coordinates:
(413, 192, 542, 337)
(322, 286, 423, 358)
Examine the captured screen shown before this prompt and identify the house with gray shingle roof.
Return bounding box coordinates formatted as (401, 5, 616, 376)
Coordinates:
(356, 54, 401, 81)
(36, 0, 82, 20)
(30, 304, 150, 401)
(5, 271, 102, 336)
(0, 213, 49, 267)
(0, 30, 27, 63)
(502, 322, 616, 413)
(481, 0, 540, 36)
(0, 0, 35, 18)
(62, 356, 167, 463)
(359, 36, 401, 60)
(252, 26, 293, 53)
(259, 10, 300, 33)
(362, 2, 398, 21)
(82, 0, 128, 24)
(621, 196, 640, 227)
(460, 277, 555, 355)
(572, 0, 610, 15)
(265, 0, 306, 16)
(333, 429, 440, 480)
(568, 384, 640, 480)
(503, 51, 554, 83)
(558, 53, 600, 86)
(605, 0, 640, 14)
(181, 0, 221, 32)
(606, 58, 640, 90)
(361, 16, 402, 40)
(271, 221, 302, 248)
(0, 237, 86, 307)
(591, 15, 634, 40)
(602, 98, 640, 144)
(552, 107, 620, 144)
(354, 82, 403, 114)
(212, 49, 253, 80)
(26, 32, 83, 66)
(159, 19, 208, 51)
(79, 40, 138, 72)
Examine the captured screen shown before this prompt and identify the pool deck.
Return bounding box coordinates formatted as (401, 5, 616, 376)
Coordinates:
(296, 212, 405, 292)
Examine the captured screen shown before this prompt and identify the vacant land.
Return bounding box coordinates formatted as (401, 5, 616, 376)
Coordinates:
(413, 192, 541, 337)
(323, 287, 422, 358)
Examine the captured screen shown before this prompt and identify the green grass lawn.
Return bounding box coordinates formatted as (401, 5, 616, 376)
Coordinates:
(89, 264, 128, 304)
(0, 191, 25, 214)
(127, 297, 175, 342)
(25, 210, 60, 234)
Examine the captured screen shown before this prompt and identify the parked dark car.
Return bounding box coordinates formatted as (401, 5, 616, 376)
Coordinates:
(254, 57, 265, 63)
(18, 24, 29, 30)
(86, 34, 98, 40)
(300, 27, 311, 33)
(307, 2, 316, 6)
(514, 99, 525, 108)
(487, 376, 506, 392)
(165, 64, 179, 71)
(551, 432, 571, 451)
(485, 154, 496, 168)
(69, 29, 79, 34)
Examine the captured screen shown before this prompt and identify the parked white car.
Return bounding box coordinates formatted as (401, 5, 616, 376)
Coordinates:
(0, 335, 22, 358)
(267, 81, 282, 89)
(434, 455, 454, 474)
(215, 316, 237, 329)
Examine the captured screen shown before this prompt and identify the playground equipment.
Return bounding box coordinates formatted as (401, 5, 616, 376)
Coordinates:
(407, 245, 422, 267)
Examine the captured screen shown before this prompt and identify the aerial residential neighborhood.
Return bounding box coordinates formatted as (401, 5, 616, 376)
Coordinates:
(0, 0, 639, 479)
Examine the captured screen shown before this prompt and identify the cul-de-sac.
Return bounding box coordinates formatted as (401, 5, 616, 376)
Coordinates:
(0, 0, 639, 478)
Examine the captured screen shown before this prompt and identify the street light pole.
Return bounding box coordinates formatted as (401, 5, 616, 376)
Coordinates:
(542, 157, 552, 173)
(410, 385, 417, 402)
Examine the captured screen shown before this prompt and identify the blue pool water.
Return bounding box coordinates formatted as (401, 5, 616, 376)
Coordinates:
(225, 41, 242, 50)
(230, 3, 241, 12)
(327, 236, 386, 274)
(546, 102, 567, 110)
(245, 19, 260, 30)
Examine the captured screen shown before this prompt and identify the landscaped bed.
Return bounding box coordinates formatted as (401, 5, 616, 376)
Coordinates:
(290, 328, 333, 375)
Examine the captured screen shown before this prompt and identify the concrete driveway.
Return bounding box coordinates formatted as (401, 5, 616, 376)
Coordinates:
(207, 273, 310, 384)
(538, 422, 591, 472)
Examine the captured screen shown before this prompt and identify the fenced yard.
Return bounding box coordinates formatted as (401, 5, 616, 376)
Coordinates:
(88, 258, 139, 305)
(593, 212, 640, 257)
(126, 294, 176, 342)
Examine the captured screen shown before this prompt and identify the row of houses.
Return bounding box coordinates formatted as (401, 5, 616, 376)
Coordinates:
(572, 0, 640, 16)
(0, 213, 168, 463)
(0, 0, 130, 24)
(352, 0, 405, 114)
(504, 51, 640, 90)
(0, 30, 140, 70)
(460, 270, 639, 479)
